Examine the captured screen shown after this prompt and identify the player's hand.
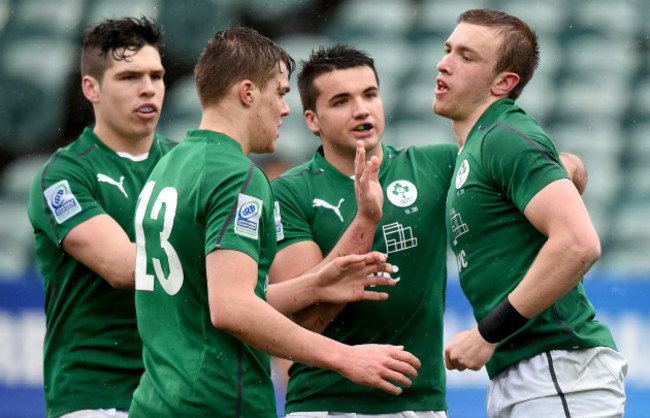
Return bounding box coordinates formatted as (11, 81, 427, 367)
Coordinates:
(559, 151, 587, 195)
(354, 141, 383, 224)
(339, 344, 421, 395)
(444, 326, 497, 371)
(315, 252, 397, 304)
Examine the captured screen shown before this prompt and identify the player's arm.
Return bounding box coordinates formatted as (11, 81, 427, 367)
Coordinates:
(207, 248, 420, 395)
(269, 142, 382, 332)
(444, 178, 600, 371)
(267, 251, 396, 315)
(559, 151, 587, 194)
(62, 214, 136, 289)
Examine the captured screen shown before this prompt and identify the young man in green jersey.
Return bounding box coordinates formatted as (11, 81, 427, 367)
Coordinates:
(269, 44, 589, 418)
(434, 8, 627, 417)
(270, 44, 455, 417)
(129, 27, 421, 417)
(27, 17, 174, 418)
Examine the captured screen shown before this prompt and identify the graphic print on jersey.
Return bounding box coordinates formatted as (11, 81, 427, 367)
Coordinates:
(312, 198, 345, 222)
(235, 193, 263, 239)
(97, 173, 128, 198)
(386, 180, 417, 207)
(44, 180, 82, 224)
(449, 209, 469, 245)
(382, 222, 418, 254)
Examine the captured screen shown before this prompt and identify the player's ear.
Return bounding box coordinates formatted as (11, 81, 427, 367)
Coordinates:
(304, 109, 320, 135)
(82, 75, 101, 103)
(239, 79, 254, 107)
(491, 71, 520, 97)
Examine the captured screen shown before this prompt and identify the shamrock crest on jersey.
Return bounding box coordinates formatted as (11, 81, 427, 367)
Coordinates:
(386, 180, 417, 207)
(455, 159, 470, 189)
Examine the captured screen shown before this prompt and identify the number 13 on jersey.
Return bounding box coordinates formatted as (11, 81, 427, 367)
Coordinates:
(135, 181, 184, 295)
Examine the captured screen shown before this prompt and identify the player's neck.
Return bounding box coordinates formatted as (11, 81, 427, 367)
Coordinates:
(323, 143, 384, 177)
(198, 106, 250, 154)
(452, 101, 494, 148)
(93, 126, 154, 156)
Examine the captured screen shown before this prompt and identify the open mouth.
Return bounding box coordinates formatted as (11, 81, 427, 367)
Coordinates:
(138, 106, 155, 114)
(354, 123, 372, 132)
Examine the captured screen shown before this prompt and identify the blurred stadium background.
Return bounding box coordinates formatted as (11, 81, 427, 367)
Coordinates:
(0, 0, 649, 416)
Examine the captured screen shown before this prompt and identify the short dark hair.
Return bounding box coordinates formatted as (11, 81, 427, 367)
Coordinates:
(458, 8, 539, 100)
(194, 27, 295, 107)
(298, 44, 379, 113)
(81, 16, 164, 82)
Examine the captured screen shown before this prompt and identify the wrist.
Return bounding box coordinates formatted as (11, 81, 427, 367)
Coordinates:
(477, 296, 529, 343)
(353, 212, 380, 229)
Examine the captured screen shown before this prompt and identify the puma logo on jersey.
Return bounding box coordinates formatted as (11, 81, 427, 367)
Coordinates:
(97, 173, 128, 198)
(312, 198, 344, 222)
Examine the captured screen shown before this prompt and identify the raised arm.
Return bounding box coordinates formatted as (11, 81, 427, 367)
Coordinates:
(269, 142, 384, 331)
(208, 248, 420, 395)
(62, 214, 136, 289)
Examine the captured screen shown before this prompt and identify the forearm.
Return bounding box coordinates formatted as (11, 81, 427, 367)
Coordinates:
(508, 234, 600, 318)
(290, 302, 345, 333)
(62, 214, 137, 289)
(286, 215, 377, 330)
(266, 272, 322, 315)
(214, 291, 347, 370)
(320, 214, 378, 265)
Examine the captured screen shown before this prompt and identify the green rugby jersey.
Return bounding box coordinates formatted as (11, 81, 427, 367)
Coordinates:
(273, 142, 456, 414)
(27, 127, 176, 417)
(130, 130, 277, 417)
(446, 99, 617, 378)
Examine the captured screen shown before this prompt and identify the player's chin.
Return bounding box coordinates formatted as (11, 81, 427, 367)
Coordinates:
(264, 140, 277, 154)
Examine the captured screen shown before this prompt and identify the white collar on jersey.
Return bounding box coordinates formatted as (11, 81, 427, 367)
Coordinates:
(117, 151, 149, 161)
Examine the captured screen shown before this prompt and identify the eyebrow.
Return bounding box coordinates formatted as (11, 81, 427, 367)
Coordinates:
(446, 41, 480, 57)
(113, 67, 166, 77)
(328, 85, 378, 103)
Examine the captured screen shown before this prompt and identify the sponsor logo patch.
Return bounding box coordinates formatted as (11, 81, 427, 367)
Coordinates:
(44, 180, 82, 224)
(274, 201, 284, 241)
(235, 193, 263, 239)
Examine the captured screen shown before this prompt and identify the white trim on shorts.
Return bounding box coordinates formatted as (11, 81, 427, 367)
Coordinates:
(59, 408, 129, 418)
(487, 347, 627, 418)
(285, 411, 447, 418)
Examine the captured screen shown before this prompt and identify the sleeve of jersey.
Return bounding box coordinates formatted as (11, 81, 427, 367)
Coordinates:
(203, 163, 270, 263)
(271, 176, 314, 250)
(28, 154, 106, 247)
(481, 128, 569, 213)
